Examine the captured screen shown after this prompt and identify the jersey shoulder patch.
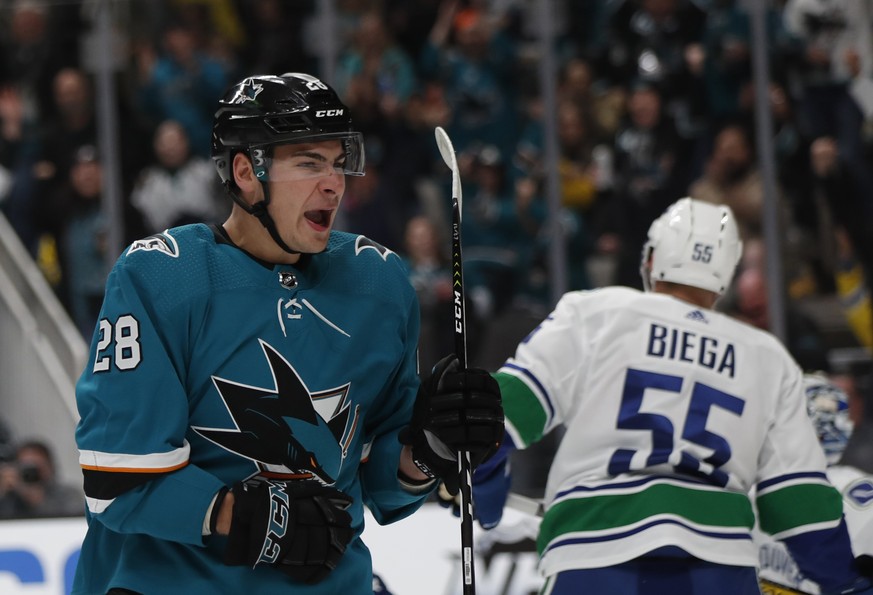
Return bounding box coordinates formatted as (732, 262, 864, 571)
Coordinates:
(354, 235, 395, 261)
(127, 230, 180, 258)
(845, 477, 873, 509)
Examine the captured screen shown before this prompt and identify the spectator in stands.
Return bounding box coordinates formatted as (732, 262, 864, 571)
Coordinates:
(556, 56, 625, 144)
(0, 0, 80, 123)
(419, 0, 520, 155)
(594, 0, 709, 142)
(334, 10, 418, 107)
(689, 122, 816, 295)
(333, 9, 431, 252)
(689, 122, 766, 240)
(601, 80, 686, 288)
(401, 214, 454, 373)
(0, 84, 41, 253)
(133, 19, 230, 157)
(833, 227, 873, 350)
(783, 0, 873, 219)
(721, 236, 832, 373)
(737, 81, 808, 226)
(0, 439, 83, 519)
(808, 135, 873, 297)
(514, 100, 600, 292)
(131, 119, 225, 233)
(463, 143, 547, 315)
(34, 67, 150, 223)
(34, 68, 96, 196)
(700, 0, 801, 130)
(43, 145, 113, 337)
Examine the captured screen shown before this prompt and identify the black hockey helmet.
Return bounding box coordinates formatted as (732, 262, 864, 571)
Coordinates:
(211, 72, 365, 187)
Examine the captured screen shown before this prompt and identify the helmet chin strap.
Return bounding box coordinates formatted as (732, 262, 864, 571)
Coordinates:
(226, 148, 306, 257)
(249, 184, 302, 256)
(223, 180, 302, 256)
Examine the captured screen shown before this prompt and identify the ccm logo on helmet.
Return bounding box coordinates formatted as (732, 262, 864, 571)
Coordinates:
(315, 109, 344, 117)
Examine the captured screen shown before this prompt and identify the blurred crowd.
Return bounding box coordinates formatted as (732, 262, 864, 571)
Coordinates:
(0, 419, 83, 519)
(1, 0, 873, 485)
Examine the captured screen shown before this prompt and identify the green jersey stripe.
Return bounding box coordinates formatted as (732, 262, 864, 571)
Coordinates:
(495, 371, 547, 445)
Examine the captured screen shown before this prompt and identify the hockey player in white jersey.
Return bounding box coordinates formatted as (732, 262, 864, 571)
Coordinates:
(470, 197, 872, 594)
(756, 372, 873, 593)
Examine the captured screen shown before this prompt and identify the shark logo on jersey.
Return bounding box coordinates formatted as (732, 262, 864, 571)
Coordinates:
(355, 235, 395, 260)
(229, 78, 264, 104)
(127, 231, 180, 258)
(193, 340, 359, 485)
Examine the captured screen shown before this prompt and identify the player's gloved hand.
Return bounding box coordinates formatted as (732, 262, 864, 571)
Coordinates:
(399, 354, 504, 495)
(471, 454, 511, 529)
(436, 481, 461, 516)
(221, 477, 354, 584)
(438, 465, 512, 531)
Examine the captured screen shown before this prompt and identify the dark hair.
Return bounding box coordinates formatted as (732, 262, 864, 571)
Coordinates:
(16, 440, 54, 471)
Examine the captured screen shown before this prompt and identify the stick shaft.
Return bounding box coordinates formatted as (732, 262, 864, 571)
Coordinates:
(451, 195, 476, 594)
(506, 493, 545, 518)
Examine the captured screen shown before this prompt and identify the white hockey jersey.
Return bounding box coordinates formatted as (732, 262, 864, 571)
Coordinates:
(495, 286, 843, 577)
(756, 464, 873, 593)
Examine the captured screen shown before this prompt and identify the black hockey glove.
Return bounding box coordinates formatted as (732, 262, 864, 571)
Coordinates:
(399, 354, 504, 495)
(222, 477, 354, 584)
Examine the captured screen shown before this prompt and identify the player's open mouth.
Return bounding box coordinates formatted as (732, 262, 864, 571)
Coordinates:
(304, 209, 332, 230)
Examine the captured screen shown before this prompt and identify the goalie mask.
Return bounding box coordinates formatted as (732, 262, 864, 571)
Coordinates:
(803, 372, 854, 466)
(211, 73, 365, 254)
(641, 197, 743, 295)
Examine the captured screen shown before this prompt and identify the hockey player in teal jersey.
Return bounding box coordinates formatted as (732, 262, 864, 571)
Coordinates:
(72, 73, 503, 594)
(469, 198, 872, 594)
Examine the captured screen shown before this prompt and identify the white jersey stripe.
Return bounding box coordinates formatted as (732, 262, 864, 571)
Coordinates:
(85, 495, 116, 514)
(79, 440, 190, 472)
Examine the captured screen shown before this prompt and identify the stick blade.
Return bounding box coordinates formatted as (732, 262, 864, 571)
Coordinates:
(434, 126, 462, 211)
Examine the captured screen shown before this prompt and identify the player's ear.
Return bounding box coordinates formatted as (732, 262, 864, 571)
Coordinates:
(232, 152, 258, 198)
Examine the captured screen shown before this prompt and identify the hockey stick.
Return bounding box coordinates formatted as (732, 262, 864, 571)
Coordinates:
(506, 492, 545, 518)
(434, 126, 476, 595)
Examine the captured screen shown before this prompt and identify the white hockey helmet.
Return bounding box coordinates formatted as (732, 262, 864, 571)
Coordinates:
(641, 197, 743, 295)
(803, 372, 854, 466)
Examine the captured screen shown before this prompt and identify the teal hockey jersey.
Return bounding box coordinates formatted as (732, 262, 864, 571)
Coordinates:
(73, 224, 429, 594)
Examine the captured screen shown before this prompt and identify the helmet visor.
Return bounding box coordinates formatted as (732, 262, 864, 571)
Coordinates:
(253, 132, 365, 181)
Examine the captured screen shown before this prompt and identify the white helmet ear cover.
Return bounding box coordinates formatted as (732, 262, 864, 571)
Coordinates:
(641, 198, 743, 295)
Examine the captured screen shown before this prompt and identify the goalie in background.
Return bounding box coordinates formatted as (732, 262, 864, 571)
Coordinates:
(756, 372, 873, 594)
(468, 197, 872, 594)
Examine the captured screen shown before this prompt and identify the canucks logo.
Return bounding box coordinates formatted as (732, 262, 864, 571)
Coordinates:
(846, 478, 873, 508)
(128, 231, 179, 258)
(229, 78, 264, 104)
(193, 340, 359, 485)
